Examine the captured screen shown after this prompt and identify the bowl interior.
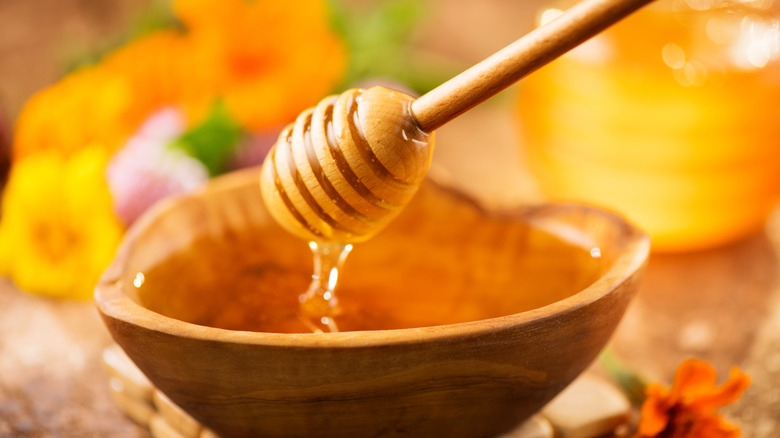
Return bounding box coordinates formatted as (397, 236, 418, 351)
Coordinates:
(114, 169, 637, 335)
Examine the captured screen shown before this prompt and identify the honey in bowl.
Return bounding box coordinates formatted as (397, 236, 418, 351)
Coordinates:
(131, 182, 607, 334)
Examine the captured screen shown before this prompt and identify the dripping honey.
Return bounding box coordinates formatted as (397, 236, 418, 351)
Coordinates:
(131, 185, 607, 334)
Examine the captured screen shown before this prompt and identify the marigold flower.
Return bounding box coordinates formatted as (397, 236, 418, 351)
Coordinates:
(14, 0, 346, 163)
(634, 359, 751, 438)
(101, 30, 216, 126)
(0, 147, 124, 299)
(13, 67, 136, 159)
(173, 0, 346, 131)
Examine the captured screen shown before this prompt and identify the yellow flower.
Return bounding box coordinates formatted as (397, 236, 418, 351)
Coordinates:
(13, 67, 136, 159)
(174, 0, 347, 130)
(0, 146, 124, 299)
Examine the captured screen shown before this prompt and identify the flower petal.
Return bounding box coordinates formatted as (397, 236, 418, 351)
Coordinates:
(671, 359, 719, 402)
(685, 412, 741, 438)
(636, 385, 672, 435)
(689, 366, 751, 412)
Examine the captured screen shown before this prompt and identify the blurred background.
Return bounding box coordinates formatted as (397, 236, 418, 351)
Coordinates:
(0, 0, 542, 117)
(1, 0, 779, 436)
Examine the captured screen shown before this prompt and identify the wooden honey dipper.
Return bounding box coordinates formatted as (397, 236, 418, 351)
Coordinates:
(260, 0, 654, 244)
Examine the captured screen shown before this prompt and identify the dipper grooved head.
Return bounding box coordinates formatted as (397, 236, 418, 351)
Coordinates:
(260, 86, 434, 243)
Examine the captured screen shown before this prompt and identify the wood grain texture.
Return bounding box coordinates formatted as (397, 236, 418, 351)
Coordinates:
(95, 169, 649, 438)
(260, 86, 433, 244)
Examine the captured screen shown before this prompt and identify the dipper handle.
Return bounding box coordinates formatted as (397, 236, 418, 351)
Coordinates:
(260, 0, 655, 244)
(410, 0, 655, 132)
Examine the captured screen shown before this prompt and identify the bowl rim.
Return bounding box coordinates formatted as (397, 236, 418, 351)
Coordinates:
(95, 168, 650, 349)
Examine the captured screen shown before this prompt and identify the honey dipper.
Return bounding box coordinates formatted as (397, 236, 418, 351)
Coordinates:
(260, 0, 654, 244)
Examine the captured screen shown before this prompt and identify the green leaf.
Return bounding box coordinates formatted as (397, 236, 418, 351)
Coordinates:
(599, 347, 651, 407)
(169, 102, 244, 177)
(327, 0, 449, 94)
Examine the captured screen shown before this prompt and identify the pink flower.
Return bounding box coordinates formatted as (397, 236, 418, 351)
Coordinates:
(107, 109, 209, 226)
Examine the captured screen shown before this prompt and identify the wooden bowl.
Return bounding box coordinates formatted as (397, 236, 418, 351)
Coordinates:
(95, 168, 649, 438)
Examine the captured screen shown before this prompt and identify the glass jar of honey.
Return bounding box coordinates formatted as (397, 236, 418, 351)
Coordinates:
(517, 0, 780, 251)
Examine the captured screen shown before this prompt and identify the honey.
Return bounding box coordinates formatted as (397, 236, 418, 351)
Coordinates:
(131, 184, 607, 334)
(518, 0, 780, 251)
(297, 242, 352, 333)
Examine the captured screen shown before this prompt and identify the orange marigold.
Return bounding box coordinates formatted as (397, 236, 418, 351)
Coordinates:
(13, 67, 135, 159)
(101, 30, 216, 126)
(15, 0, 346, 160)
(173, 0, 346, 131)
(634, 359, 751, 438)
